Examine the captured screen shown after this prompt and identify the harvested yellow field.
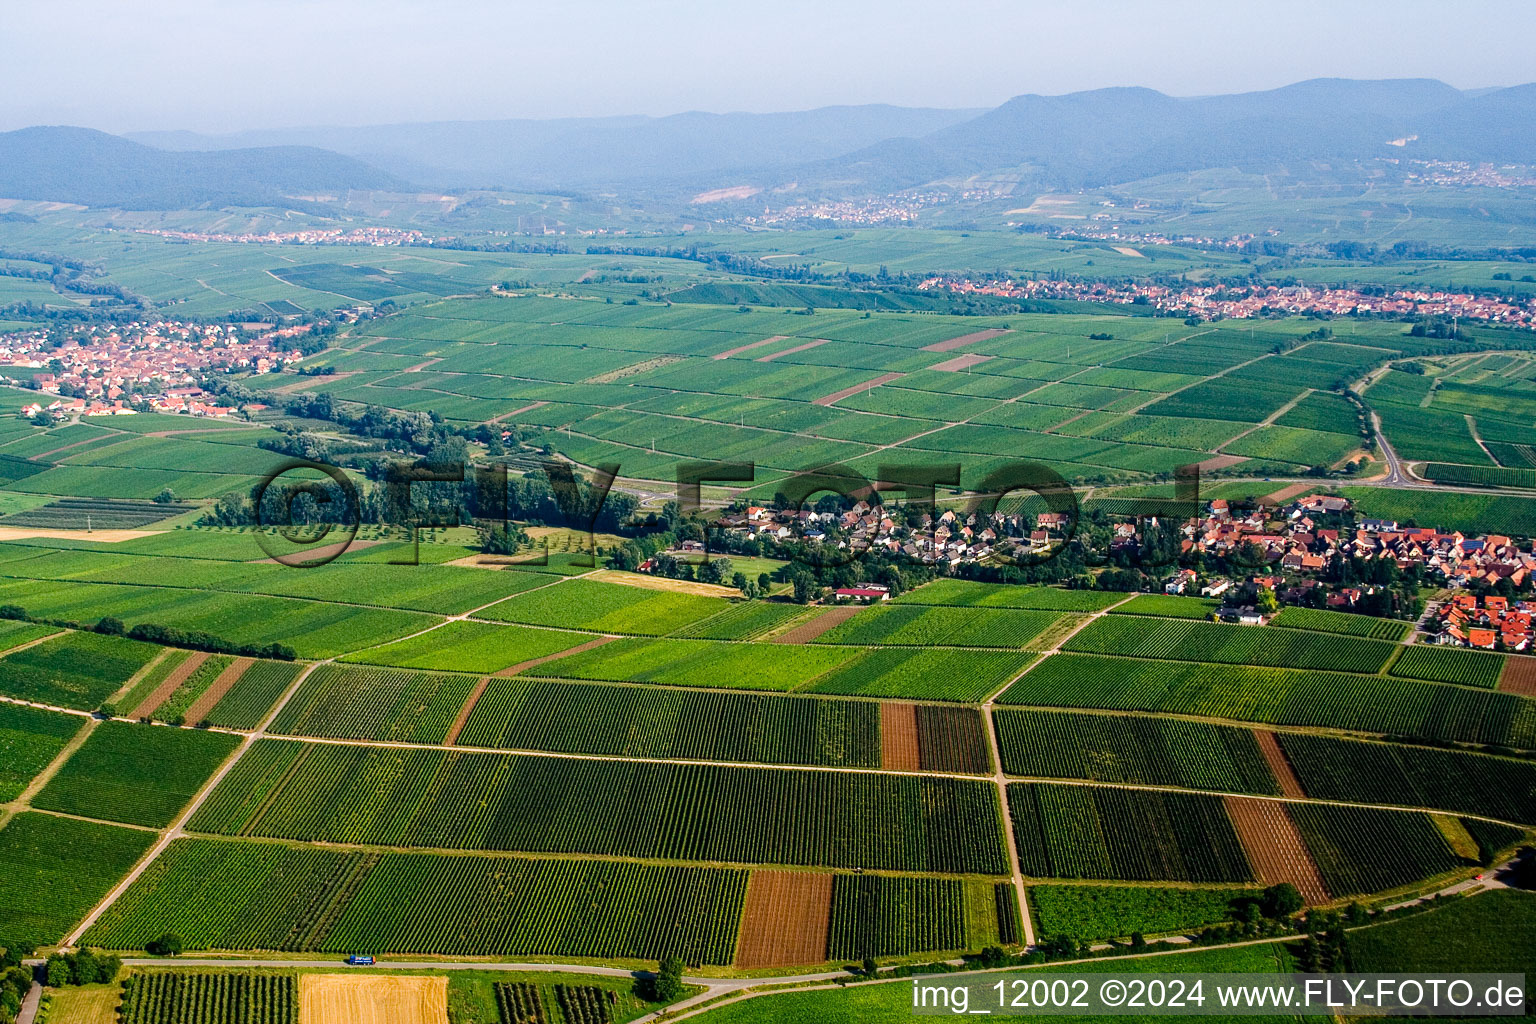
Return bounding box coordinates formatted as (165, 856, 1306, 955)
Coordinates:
(300, 974, 447, 1024)
(0, 527, 163, 543)
(40, 984, 118, 1024)
(588, 569, 740, 597)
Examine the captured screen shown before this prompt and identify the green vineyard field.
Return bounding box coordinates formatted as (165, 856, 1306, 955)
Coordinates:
(87, 838, 748, 963)
(190, 740, 1009, 874)
(1065, 617, 1397, 673)
(271, 663, 478, 743)
(999, 654, 1536, 748)
(456, 678, 883, 768)
(993, 710, 1279, 795)
(120, 972, 297, 1024)
(1276, 733, 1536, 824)
(1008, 783, 1253, 883)
(32, 720, 241, 827)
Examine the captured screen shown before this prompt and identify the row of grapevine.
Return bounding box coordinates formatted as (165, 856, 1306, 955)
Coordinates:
(201, 660, 305, 730)
(456, 677, 882, 769)
(993, 709, 1280, 795)
(119, 972, 296, 1024)
(191, 740, 1009, 873)
(1065, 617, 1397, 673)
(914, 704, 992, 775)
(1269, 607, 1411, 641)
(88, 838, 748, 963)
(1286, 804, 1463, 897)
(815, 605, 1063, 648)
(1276, 734, 1536, 824)
(1390, 645, 1506, 689)
(825, 875, 968, 960)
(553, 985, 615, 1024)
(1000, 654, 1536, 748)
(1008, 783, 1253, 883)
(495, 982, 548, 1024)
(270, 663, 478, 743)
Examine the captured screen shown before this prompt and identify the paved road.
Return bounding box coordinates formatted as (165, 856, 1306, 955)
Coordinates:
(1371, 409, 1412, 485)
(16, 982, 39, 1024)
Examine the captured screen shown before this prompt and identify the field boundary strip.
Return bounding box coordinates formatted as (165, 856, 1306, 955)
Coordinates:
(129, 651, 210, 719)
(442, 676, 491, 745)
(491, 635, 618, 677)
(920, 328, 1013, 353)
(182, 657, 254, 724)
(1254, 730, 1307, 798)
(755, 338, 830, 362)
(712, 335, 787, 360)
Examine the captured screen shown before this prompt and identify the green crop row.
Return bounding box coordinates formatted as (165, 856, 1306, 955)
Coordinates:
(999, 654, 1536, 748)
(271, 663, 478, 744)
(1065, 616, 1396, 674)
(994, 710, 1279, 795)
(87, 837, 748, 964)
(1277, 733, 1536, 824)
(457, 677, 882, 769)
(1009, 783, 1253, 883)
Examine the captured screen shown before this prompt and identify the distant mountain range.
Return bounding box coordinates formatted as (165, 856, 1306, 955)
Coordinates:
(0, 127, 402, 209)
(127, 105, 983, 192)
(3, 79, 1534, 209)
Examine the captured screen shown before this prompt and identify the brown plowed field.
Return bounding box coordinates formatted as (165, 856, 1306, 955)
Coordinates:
(734, 870, 834, 968)
(183, 657, 253, 724)
(921, 328, 1011, 353)
(772, 605, 862, 644)
(488, 400, 548, 423)
(1499, 654, 1536, 696)
(713, 335, 787, 359)
(757, 339, 829, 362)
(928, 353, 995, 372)
(916, 705, 992, 774)
(881, 702, 921, 771)
(493, 635, 616, 677)
(443, 677, 491, 745)
(129, 651, 208, 719)
(813, 373, 905, 407)
(1254, 730, 1306, 798)
(1225, 796, 1329, 905)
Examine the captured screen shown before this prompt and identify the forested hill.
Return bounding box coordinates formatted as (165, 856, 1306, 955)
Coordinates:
(0, 126, 403, 209)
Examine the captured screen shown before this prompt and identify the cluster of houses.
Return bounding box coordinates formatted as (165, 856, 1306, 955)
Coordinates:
(1165, 494, 1534, 591)
(2, 321, 307, 422)
(1435, 593, 1533, 652)
(134, 226, 431, 246)
(920, 276, 1536, 328)
(711, 502, 1036, 565)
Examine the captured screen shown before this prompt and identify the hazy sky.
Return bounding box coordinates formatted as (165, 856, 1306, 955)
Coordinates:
(4, 0, 1534, 133)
